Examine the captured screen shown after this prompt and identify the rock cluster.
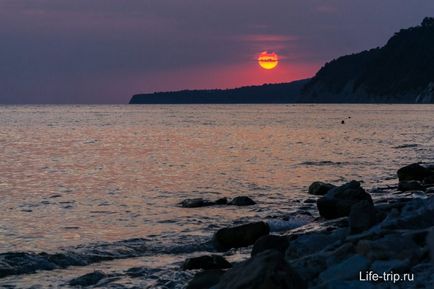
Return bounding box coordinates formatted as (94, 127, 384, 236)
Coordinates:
(316, 180, 373, 219)
(185, 163, 434, 289)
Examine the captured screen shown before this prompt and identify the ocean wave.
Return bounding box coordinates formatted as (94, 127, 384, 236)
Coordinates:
(0, 236, 212, 279)
(299, 160, 351, 166)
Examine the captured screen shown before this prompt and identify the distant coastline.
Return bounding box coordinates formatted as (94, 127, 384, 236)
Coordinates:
(129, 80, 308, 104)
(130, 18, 434, 105)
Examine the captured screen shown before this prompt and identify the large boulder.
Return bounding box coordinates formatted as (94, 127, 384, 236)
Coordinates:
(308, 182, 336, 196)
(213, 250, 306, 289)
(251, 235, 289, 257)
(349, 200, 378, 234)
(228, 196, 256, 206)
(182, 255, 231, 270)
(213, 222, 269, 251)
(215, 197, 228, 205)
(397, 163, 432, 181)
(317, 181, 373, 219)
(186, 269, 225, 289)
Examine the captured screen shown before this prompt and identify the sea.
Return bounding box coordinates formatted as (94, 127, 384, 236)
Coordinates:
(1, 104, 434, 288)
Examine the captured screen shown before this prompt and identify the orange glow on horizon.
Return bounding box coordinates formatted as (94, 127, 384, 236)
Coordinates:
(258, 51, 279, 70)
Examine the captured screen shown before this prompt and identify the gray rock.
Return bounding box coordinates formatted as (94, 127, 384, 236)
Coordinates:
(397, 163, 432, 181)
(317, 181, 373, 219)
(398, 180, 424, 191)
(349, 200, 378, 234)
(228, 196, 256, 206)
(182, 255, 231, 270)
(286, 228, 347, 260)
(186, 270, 225, 289)
(309, 182, 336, 196)
(213, 222, 269, 251)
(213, 250, 306, 289)
(383, 196, 434, 230)
(428, 228, 434, 263)
(251, 235, 289, 257)
(356, 234, 422, 261)
(290, 253, 328, 282)
(69, 271, 106, 287)
(319, 255, 370, 284)
(370, 259, 410, 274)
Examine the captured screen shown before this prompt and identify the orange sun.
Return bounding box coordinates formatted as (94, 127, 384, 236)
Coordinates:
(258, 51, 279, 70)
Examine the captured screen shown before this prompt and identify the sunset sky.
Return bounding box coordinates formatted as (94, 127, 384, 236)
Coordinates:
(1, 0, 433, 104)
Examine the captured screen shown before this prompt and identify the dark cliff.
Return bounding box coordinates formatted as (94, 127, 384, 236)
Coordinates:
(302, 17, 434, 103)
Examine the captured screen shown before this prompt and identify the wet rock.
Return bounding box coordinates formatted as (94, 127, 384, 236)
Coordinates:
(398, 180, 424, 191)
(317, 181, 373, 219)
(186, 269, 225, 289)
(251, 235, 289, 257)
(349, 200, 378, 234)
(69, 271, 106, 287)
(180, 198, 213, 208)
(309, 182, 336, 196)
(213, 222, 269, 251)
(213, 250, 306, 289)
(0, 252, 57, 277)
(214, 197, 228, 205)
(125, 267, 151, 277)
(397, 163, 432, 181)
(182, 255, 231, 270)
(319, 255, 370, 284)
(228, 196, 256, 206)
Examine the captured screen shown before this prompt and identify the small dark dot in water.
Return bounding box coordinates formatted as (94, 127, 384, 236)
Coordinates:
(341, 120, 345, 124)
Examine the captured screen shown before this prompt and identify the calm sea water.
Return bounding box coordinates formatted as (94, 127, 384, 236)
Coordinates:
(1, 104, 434, 287)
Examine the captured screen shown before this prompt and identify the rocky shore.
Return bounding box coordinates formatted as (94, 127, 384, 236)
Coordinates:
(184, 163, 434, 289)
(1, 163, 434, 288)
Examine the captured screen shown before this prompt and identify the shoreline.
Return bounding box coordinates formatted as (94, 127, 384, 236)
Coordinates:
(1, 163, 433, 288)
(184, 163, 434, 289)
